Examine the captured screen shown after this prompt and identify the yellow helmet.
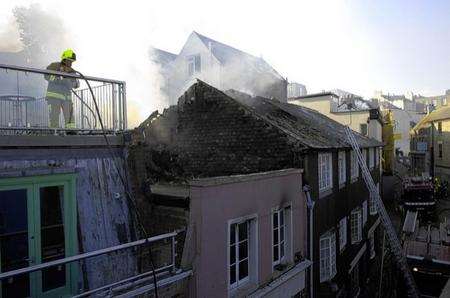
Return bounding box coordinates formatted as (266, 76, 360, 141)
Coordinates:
(61, 49, 76, 61)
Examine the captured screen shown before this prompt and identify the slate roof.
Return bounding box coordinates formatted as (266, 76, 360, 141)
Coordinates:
(149, 47, 177, 67)
(193, 31, 284, 80)
(225, 88, 382, 149)
(382, 94, 409, 102)
(379, 100, 400, 110)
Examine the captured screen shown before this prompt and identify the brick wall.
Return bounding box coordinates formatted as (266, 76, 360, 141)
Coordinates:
(132, 81, 302, 179)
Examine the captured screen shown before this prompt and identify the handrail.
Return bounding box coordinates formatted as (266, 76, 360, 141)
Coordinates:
(0, 63, 125, 85)
(0, 64, 127, 132)
(0, 231, 178, 281)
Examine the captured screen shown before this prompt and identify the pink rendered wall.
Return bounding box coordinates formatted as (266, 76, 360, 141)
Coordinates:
(189, 170, 307, 298)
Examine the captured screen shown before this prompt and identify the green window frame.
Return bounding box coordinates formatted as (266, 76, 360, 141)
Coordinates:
(0, 173, 78, 298)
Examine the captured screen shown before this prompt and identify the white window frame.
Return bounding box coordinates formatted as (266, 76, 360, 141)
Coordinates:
(338, 151, 346, 186)
(375, 147, 379, 166)
(350, 150, 359, 181)
(351, 208, 362, 244)
(369, 232, 376, 259)
(362, 149, 368, 166)
(272, 209, 286, 266)
(362, 200, 368, 226)
(187, 54, 201, 76)
(229, 218, 252, 289)
(350, 261, 360, 296)
(339, 217, 347, 252)
(370, 183, 379, 215)
(369, 148, 374, 169)
(319, 231, 337, 282)
(318, 152, 333, 192)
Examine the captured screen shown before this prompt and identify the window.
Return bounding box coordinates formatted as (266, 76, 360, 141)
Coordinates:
(351, 208, 362, 244)
(0, 174, 77, 297)
(362, 149, 368, 166)
(229, 221, 250, 288)
(438, 121, 442, 134)
(362, 200, 368, 226)
(369, 233, 376, 259)
(339, 217, 347, 251)
(318, 153, 333, 192)
(350, 261, 360, 296)
(338, 151, 346, 185)
(350, 150, 359, 181)
(273, 209, 285, 266)
(438, 141, 443, 158)
(319, 231, 336, 282)
(360, 123, 368, 136)
(375, 147, 379, 166)
(187, 54, 201, 76)
(370, 183, 379, 215)
(369, 148, 374, 169)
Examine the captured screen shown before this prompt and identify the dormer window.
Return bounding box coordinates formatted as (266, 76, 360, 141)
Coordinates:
(187, 54, 201, 76)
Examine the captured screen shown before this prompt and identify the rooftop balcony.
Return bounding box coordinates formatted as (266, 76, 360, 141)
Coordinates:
(0, 64, 127, 136)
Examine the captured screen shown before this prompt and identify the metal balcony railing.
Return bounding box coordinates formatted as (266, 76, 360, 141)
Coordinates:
(0, 230, 191, 297)
(0, 64, 127, 134)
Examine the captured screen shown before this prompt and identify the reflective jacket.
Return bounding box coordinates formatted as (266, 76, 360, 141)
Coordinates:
(45, 62, 80, 101)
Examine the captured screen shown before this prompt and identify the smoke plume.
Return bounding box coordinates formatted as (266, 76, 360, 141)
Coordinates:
(0, 17, 22, 52)
(0, 3, 170, 128)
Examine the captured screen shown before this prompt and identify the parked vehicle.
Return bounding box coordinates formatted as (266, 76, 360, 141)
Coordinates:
(402, 176, 435, 213)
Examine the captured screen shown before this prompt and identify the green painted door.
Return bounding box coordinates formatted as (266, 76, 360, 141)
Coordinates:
(0, 174, 78, 298)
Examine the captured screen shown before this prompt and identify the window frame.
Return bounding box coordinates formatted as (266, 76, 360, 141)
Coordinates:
(360, 123, 368, 136)
(0, 174, 78, 297)
(318, 152, 333, 192)
(187, 54, 201, 76)
(351, 208, 362, 244)
(350, 150, 359, 181)
(350, 261, 360, 296)
(369, 232, 376, 259)
(362, 200, 368, 226)
(370, 183, 379, 215)
(272, 209, 286, 266)
(338, 151, 346, 186)
(375, 147, 379, 166)
(369, 148, 374, 169)
(339, 217, 347, 252)
(319, 231, 337, 282)
(228, 220, 250, 289)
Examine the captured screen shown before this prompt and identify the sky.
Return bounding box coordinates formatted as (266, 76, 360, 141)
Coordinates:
(0, 0, 449, 124)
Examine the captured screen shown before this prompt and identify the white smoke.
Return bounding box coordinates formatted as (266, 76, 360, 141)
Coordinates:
(0, 3, 170, 128)
(0, 16, 22, 52)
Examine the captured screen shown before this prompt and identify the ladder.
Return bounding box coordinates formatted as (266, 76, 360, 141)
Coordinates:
(344, 126, 419, 298)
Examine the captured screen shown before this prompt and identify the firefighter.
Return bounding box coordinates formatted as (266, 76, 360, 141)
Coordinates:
(45, 49, 80, 129)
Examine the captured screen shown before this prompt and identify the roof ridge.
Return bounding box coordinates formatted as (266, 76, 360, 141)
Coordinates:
(193, 31, 257, 59)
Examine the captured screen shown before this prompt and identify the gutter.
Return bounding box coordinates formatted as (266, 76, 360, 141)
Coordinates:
(303, 185, 315, 298)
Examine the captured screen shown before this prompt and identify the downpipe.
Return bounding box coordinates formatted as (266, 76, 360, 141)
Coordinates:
(303, 185, 315, 298)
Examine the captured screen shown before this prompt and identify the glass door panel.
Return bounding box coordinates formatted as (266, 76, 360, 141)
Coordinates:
(0, 189, 30, 298)
(39, 185, 66, 294)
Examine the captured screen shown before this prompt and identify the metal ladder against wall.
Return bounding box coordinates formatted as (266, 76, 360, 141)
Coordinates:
(344, 126, 420, 298)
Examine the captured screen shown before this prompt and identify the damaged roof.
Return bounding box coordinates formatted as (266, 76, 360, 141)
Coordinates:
(225, 88, 382, 149)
